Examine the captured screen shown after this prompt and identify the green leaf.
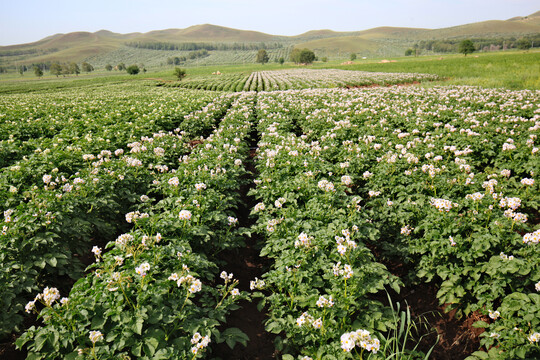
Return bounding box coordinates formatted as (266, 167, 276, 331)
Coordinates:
(487, 347, 501, 358)
(473, 321, 489, 328)
(131, 343, 142, 357)
(515, 347, 527, 358)
(15, 334, 30, 349)
(34, 332, 48, 352)
(281, 355, 294, 360)
(221, 327, 249, 349)
(143, 337, 159, 357)
(34, 260, 46, 269)
(46, 257, 57, 267)
(64, 352, 79, 360)
(133, 318, 144, 335)
(322, 355, 337, 360)
(260, 246, 270, 257)
(469, 351, 489, 359)
(225, 338, 236, 349)
(256, 297, 266, 312)
(91, 314, 106, 329)
(266, 321, 282, 334)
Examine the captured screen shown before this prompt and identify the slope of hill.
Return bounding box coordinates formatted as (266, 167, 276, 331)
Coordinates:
(425, 19, 540, 39)
(0, 11, 538, 68)
(295, 36, 380, 57)
(141, 24, 283, 42)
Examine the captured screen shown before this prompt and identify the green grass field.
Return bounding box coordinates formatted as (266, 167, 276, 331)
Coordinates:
(324, 49, 540, 89)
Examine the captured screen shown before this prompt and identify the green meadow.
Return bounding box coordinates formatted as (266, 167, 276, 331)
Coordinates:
(330, 49, 540, 89)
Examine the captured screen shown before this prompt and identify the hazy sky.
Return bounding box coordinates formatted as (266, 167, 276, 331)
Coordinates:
(1, 0, 539, 45)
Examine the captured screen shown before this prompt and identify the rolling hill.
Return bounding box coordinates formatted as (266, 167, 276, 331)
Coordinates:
(1, 11, 539, 68)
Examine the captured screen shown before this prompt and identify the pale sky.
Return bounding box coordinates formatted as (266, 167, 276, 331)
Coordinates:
(1, 0, 539, 46)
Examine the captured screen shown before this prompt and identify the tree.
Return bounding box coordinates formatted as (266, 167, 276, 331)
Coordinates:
(81, 62, 94, 72)
(517, 38, 532, 50)
(405, 48, 414, 56)
(290, 48, 315, 64)
(174, 67, 187, 80)
(18, 65, 25, 76)
(126, 64, 140, 75)
(105, 64, 113, 71)
(69, 62, 80, 75)
(278, 57, 285, 65)
(350, 53, 357, 61)
(459, 39, 475, 56)
(62, 64, 71, 76)
(33, 66, 43, 78)
(117, 63, 126, 71)
(256, 49, 269, 64)
(321, 57, 328, 63)
(299, 48, 315, 64)
(50, 63, 62, 77)
(290, 48, 301, 63)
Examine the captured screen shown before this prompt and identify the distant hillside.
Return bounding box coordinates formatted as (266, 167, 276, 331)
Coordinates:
(294, 12, 540, 57)
(296, 37, 380, 56)
(0, 10, 539, 69)
(141, 24, 283, 42)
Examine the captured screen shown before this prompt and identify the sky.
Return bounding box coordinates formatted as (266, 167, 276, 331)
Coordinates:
(1, 0, 539, 46)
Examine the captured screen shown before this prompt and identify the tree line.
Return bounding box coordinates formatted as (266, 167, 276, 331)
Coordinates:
(7, 62, 95, 77)
(48, 62, 94, 77)
(0, 62, 53, 74)
(413, 35, 539, 53)
(166, 50, 210, 65)
(126, 41, 284, 51)
(6, 61, 150, 77)
(0, 48, 59, 57)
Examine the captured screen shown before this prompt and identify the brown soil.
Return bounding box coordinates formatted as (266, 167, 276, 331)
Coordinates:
(366, 239, 487, 360)
(0, 338, 26, 360)
(212, 236, 277, 360)
(398, 283, 488, 360)
(212, 147, 277, 360)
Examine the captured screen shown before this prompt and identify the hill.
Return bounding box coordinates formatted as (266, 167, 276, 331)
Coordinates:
(293, 12, 540, 57)
(141, 24, 282, 42)
(0, 11, 539, 69)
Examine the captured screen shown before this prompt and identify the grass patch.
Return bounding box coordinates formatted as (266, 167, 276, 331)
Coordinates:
(320, 50, 540, 89)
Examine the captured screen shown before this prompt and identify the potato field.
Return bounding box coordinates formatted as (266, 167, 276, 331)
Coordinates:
(0, 73, 539, 360)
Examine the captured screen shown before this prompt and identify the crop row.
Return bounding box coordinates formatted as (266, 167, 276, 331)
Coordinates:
(0, 87, 238, 340)
(252, 86, 539, 359)
(0, 84, 220, 168)
(250, 93, 402, 359)
(169, 69, 441, 92)
(15, 92, 258, 359)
